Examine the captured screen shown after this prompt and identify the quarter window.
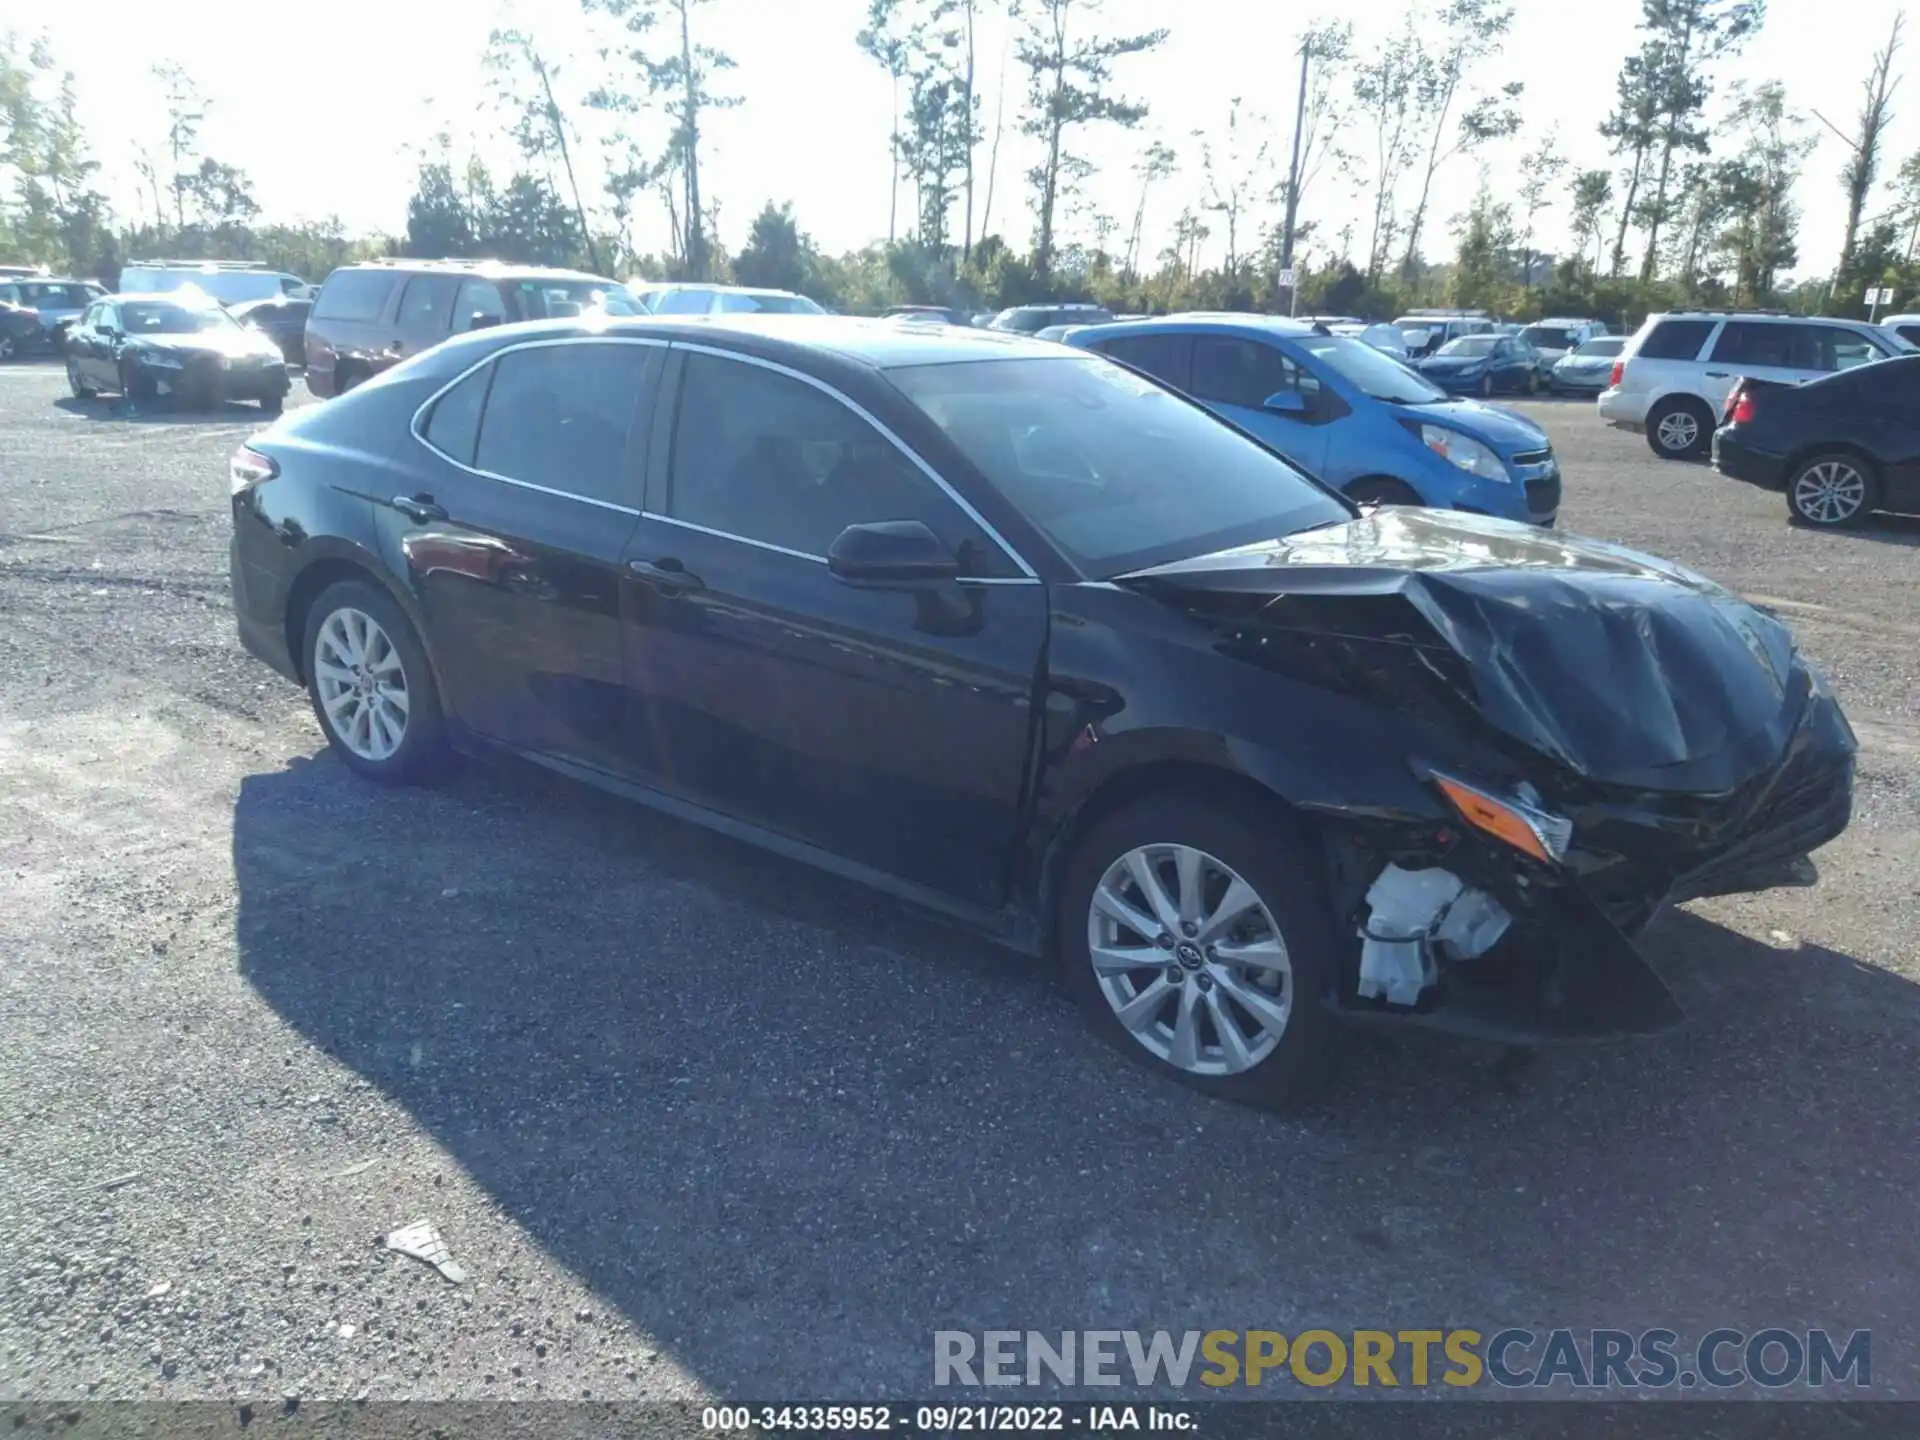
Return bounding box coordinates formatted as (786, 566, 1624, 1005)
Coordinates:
(312, 269, 398, 323)
(471, 344, 654, 507)
(421, 364, 492, 468)
(665, 351, 1002, 569)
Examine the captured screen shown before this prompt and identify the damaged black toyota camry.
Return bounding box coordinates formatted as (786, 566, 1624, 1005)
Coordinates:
(228, 316, 1856, 1106)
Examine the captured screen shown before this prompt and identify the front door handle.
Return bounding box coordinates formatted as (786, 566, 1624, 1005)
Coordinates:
(1704, 370, 1729, 378)
(392, 493, 447, 524)
(627, 556, 703, 594)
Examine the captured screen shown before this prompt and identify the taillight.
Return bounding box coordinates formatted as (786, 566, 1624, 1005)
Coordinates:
(1607, 359, 1624, 389)
(1729, 387, 1755, 425)
(230, 444, 278, 496)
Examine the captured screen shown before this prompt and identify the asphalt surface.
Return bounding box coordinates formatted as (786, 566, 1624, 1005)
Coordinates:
(1, 361, 1916, 1408)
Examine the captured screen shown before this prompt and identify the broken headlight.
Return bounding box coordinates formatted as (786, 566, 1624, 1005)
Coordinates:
(1427, 770, 1574, 866)
(1418, 425, 1510, 482)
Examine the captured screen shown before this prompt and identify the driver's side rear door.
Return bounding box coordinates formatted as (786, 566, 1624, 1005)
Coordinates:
(615, 344, 1048, 907)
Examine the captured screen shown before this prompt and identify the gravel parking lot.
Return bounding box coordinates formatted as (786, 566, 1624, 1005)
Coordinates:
(2, 360, 1916, 1405)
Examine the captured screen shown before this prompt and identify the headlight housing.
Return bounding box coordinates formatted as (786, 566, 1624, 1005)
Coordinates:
(1427, 770, 1574, 865)
(1419, 425, 1510, 482)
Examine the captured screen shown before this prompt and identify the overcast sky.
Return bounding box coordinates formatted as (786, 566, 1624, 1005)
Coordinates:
(15, 0, 1914, 286)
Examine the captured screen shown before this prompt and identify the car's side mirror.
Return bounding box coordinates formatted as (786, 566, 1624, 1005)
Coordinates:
(1263, 390, 1309, 415)
(828, 520, 961, 586)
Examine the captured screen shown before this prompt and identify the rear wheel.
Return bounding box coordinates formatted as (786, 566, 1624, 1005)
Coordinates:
(1786, 452, 1878, 528)
(66, 359, 94, 398)
(1345, 476, 1423, 508)
(1057, 790, 1339, 1110)
(334, 364, 366, 395)
(0, 331, 17, 362)
(301, 579, 449, 785)
(260, 394, 285, 415)
(117, 359, 156, 403)
(1646, 397, 1711, 460)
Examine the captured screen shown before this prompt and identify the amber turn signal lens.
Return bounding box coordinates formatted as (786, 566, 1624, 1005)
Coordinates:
(1433, 775, 1558, 865)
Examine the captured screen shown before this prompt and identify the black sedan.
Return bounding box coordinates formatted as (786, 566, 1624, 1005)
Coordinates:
(67, 293, 290, 412)
(231, 296, 313, 367)
(228, 317, 1855, 1107)
(1713, 354, 1920, 527)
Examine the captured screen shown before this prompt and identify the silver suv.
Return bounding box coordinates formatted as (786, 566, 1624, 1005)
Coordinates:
(1598, 310, 1910, 459)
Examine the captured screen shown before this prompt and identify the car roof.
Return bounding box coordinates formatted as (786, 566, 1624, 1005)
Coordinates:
(1076, 313, 1319, 340)
(337, 260, 611, 283)
(106, 291, 224, 306)
(448, 313, 1076, 369)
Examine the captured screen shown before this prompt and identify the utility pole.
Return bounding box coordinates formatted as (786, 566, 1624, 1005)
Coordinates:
(1277, 38, 1311, 316)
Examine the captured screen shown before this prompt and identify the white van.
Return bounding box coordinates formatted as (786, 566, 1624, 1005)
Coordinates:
(117, 261, 310, 307)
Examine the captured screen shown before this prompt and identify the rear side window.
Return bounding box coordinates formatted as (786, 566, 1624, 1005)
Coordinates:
(312, 270, 398, 323)
(1190, 336, 1302, 409)
(421, 364, 493, 467)
(1638, 319, 1715, 361)
(472, 343, 656, 507)
(1091, 333, 1189, 388)
(396, 274, 459, 331)
(655, 289, 714, 315)
(1895, 324, 1920, 347)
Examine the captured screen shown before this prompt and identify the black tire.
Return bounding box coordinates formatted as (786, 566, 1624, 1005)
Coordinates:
(1346, 476, 1424, 508)
(260, 394, 285, 415)
(0, 330, 17, 362)
(1645, 397, 1711, 460)
(66, 359, 94, 398)
(1785, 450, 1879, 529)
(118, 359, 157, 403)
(1526, 370, 1541, 395)
(1056, 789, 1340, 1110)
(1478, 374, 1494, 398)
(334, 364, 366, 395)
(300, 578, 450, 785)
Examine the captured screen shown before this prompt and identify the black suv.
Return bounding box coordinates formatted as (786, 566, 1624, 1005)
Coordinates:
(303, 259, 638, 398)
(986, 303, 1114, 334)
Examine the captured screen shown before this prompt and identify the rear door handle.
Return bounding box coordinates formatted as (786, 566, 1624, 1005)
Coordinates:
(392, 493, 447, 524)
(1704, 370, 1729, 378)
(627, 557, 703, 594)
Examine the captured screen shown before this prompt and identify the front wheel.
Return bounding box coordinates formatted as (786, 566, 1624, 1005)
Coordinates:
(1057, 790, 1339, 1110)
(1787, 452, 1878, 528)
(1346, 476, 1424, 509)
(260, 394, 285, 415)
(302, 579, 449, 785)
(1478, 375, 1494, 398)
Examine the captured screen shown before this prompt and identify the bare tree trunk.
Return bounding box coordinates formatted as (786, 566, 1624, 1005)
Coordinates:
(532, 55, 601, 274)
(677, 0, 707, 279)
(887, 67, 900, 246)
(1032, 4, 1069, 278)
(1610, 147, 1644, 278)
(961, 0, 976, 264)
(1399, 76, 1460, 275)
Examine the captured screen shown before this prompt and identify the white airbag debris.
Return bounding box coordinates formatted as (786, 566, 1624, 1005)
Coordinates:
(1357, 863, 1512, 1006)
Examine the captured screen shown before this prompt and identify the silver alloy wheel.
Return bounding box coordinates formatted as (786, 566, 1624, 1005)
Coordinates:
(1086, 843, 1293, 1076)
(1655, 408, 1700, 453)
(1791, 460, 1868, 525)
(313, 607, 410, 762)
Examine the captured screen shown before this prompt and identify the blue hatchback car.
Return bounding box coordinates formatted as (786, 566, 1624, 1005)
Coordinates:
(1066, 315, 1560, 525)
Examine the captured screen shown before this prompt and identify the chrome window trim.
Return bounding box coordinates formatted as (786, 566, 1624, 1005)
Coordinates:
(667, 340, 1041, 582)
(408, 334, 669, 516)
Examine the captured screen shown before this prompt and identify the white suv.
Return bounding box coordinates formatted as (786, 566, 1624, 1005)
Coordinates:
(1598, 311, 1911, 459)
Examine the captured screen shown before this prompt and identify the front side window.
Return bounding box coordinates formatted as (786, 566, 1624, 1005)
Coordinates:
(1190, 336, 1305, 409)
(507, 279, 641, 319)
(1816, 326, 1893, 372)
(472, 344, 652, 507)
(665, 352, 998, 568)
(889, 355, 1349, 577)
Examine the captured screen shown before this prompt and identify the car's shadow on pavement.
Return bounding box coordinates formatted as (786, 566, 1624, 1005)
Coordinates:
(233, 751, 1920, 1398)
(52, 394, 280, 425)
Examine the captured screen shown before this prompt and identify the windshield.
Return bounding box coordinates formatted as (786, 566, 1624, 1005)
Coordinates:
(1295, 334, 1446, 404)
(1437, 335, 1499, 357)
(119, 302, 237, 335)
(988, 308, 1051, 334)
(1572, 337, 1625, 358)
(888, 355, 1349, 577)
(717, 291, 827, 314)
(1521, 326, 1576, 349)
(506, 279, 642, 319)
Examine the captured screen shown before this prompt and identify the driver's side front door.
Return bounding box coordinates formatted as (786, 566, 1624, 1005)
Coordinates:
(616, 345, 1049, 907)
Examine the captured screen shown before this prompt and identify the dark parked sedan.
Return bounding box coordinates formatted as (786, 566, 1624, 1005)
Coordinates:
(1415, 334, 1541, 396)
(1713, 354, 1920, 527)
(68, 293, 290, 411)
(231, 296, 313, 366)
(229, 317, 1855, 1106)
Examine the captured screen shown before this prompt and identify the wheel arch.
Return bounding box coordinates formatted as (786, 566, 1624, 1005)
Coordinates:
(281, 547, 437, 691)
(1781, 440, 1882, 484)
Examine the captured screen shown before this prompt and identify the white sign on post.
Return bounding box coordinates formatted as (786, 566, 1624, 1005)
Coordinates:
(1276, 268, 1297, 289)
(1866, 287, 1895, 305)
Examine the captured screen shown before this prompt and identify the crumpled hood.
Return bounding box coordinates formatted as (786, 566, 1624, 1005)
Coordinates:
(1391, 397, 1548, 456)
(1117, 509, 1815, 792)
(136, 330, 280, 361)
